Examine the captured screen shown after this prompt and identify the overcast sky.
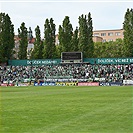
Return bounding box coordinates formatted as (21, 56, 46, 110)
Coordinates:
(0, 0, 133, 37)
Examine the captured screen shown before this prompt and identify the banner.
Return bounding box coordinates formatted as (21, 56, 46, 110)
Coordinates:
(34, 82, 77, 86)
(34, 82, 56, 86)
(56, 82, 66, 86)
(0, 83, 14, 86)
(100, 82, 122, 86)
(56, 82, 77, 86)
(99, 82, 110, 86)
(84, 57, 133, 64)
(15, 83, 29, 86)
(78, 82, 99, 86)
(8, 57, 133, 66)
(8, 83, 14, 86)
(45, 78, 88, 82)
(123, 80, 133, 85)
(96, 58, 133, 64)
(41, 82, 55, 86)
(0, 83, 8, 86)
(8, 59, 61, 66)
(109, 82, 122, 86)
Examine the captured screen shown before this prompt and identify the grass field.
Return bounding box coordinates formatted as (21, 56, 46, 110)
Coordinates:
(0, 86, 132, 133)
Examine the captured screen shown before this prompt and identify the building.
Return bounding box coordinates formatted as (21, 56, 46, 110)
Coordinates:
(55, 29, 124, 43)
(27, 38, 35, 59)
(93, 29, 124, 42)
(93, 36, 103, 43)
(14, 35, 20, 59)
(14, 35, 35, 59)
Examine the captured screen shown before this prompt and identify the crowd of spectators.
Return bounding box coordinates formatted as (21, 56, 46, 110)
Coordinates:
(0, 63, 132, 84)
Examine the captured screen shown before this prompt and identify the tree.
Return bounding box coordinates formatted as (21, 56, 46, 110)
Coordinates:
(93, 42, 108, 58)
(87, 13, 94, 57)
(31, 25, 43, 59)
(0, 13, 14, 62)
(93, 39, 124, 58)
(123, 8, 133, 57)
(18, 22, 28, 59)
(71, 27, 79, 51)
(43, 18, 56, 59)
(113, 39, 124, 57)
(0, 13, 4, 62)
(54, 45, 61, 58)
(58, 16, 73, 53)
(78, 13, 94, 58)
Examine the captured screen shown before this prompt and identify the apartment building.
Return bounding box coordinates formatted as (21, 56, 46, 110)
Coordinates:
(93, 29, 124, 42)
(55, 29, 124, 44)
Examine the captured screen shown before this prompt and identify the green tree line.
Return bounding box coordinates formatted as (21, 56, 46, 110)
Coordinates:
(0, 13, 14, 62)
(0, 9, 133, 63)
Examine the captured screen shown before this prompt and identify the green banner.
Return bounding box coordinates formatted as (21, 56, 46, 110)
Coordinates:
(84, 58, 133, 64)
(96, 58, 133, 64)
(8, 59, 61, 66)
(8, 57, 133, 66)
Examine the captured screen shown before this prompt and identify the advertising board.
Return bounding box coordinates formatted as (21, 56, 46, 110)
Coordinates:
(56, 82, 77, 86)
(123, 80, 133, 85)
(78, 82, 99, 86)
(0, 83, 14, 86)
(100, 82, 122, 86)
(34, 82, 56, 86)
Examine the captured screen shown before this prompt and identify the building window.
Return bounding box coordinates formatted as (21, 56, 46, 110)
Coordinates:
(115, 32, 120, 36)
(94, 33, 99, 36)
(101, 33, 106, 36)
(108, 32, 113, 36)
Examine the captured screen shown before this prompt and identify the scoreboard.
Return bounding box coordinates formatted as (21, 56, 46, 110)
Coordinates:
(61, 52, 83, 63)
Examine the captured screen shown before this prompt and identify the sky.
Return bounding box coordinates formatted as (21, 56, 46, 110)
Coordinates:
(0, 0, 133, 38)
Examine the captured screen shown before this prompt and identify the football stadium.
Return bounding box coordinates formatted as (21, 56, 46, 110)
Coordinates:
(0, 55, 133, 133)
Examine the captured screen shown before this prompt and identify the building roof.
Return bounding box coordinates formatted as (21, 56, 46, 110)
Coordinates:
(93, 29, 123, 32)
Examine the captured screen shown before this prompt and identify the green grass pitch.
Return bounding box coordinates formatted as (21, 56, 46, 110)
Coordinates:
(0, 86, 132, 133)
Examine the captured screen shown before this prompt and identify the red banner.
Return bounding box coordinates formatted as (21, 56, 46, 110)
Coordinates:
(8, 83, 14, 86)
(0, 83, 14, 86)
(1, 83, 8, 86)
(78, 82, 99, 86)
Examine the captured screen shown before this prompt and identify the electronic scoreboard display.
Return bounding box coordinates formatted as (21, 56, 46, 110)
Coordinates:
(61, 52, 83, 63)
